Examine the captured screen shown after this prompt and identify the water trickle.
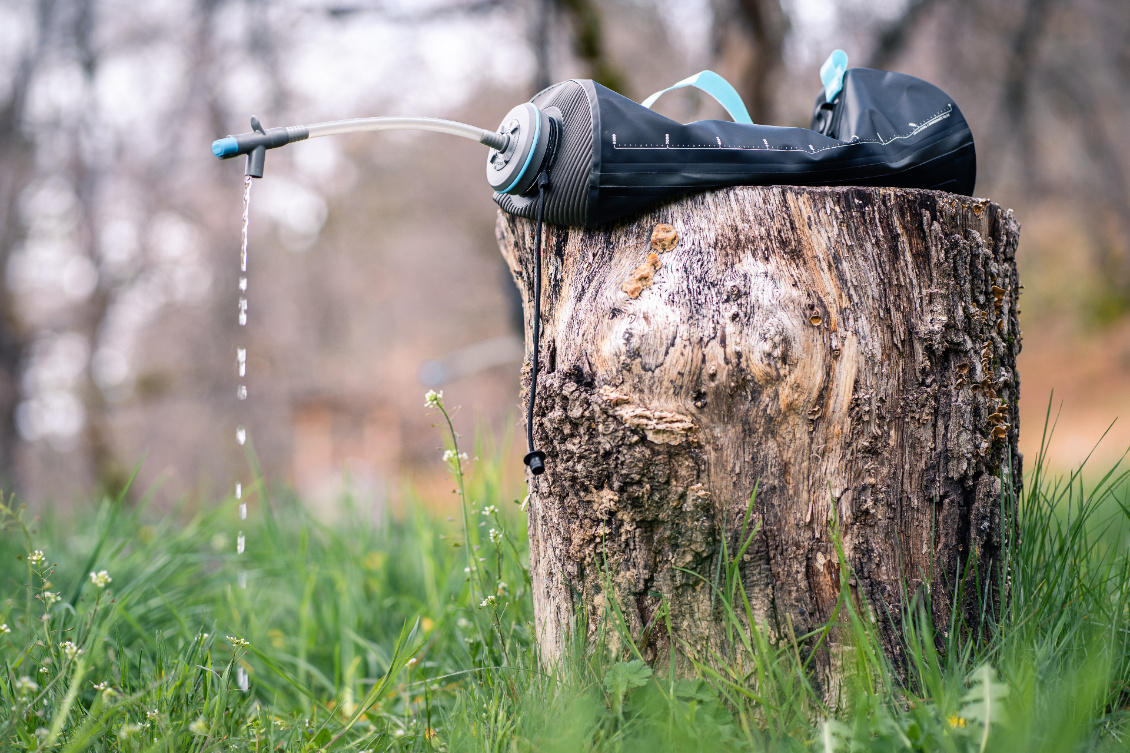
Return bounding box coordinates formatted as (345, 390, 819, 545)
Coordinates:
(240, 176, 251, 273)
(233, 176, 253, 694)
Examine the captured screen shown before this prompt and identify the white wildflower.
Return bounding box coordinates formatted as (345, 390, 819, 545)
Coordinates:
(227, 635, 249, 648)
(496, 581, 509, 596)
(146, 708, 160, 721)
(60, 641, 83, 658)
(424, 390, 443, 409)
(89, 570, 112, 588)
(28, 550, 45, 565)
(14, 676, 38, 694)
(0, 623, 10, 634)
(41, 591, 60, 606)
(489, 528, 502, 544)
(482, 505, 497, 516)
(189, 717, 209, 735)
(480, 595, 496, 608)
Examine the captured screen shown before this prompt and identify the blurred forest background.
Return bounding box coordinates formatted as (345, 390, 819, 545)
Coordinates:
(0, 0, 1128, 511)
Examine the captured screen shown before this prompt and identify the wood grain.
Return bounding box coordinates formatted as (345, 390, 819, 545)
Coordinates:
(497, 185, 1021, 689)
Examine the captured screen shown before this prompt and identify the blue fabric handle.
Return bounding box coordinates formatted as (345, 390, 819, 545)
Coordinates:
(640, 70, 754, 125)
(820, 49, 849, 103)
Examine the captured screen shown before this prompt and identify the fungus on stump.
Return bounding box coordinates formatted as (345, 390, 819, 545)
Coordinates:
(496, 185, 1021, 688)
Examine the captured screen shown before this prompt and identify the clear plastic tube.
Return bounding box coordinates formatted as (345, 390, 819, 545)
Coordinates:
(303, 117, 506, 149)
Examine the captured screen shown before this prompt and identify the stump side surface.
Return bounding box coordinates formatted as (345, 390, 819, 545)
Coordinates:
(497, 185, 1021, 680)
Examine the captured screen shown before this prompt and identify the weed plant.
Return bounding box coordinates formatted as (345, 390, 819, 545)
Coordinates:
(0, 394, 1127, 751)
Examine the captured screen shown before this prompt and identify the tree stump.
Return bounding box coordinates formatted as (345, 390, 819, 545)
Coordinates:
(496, 186, 1021, 686)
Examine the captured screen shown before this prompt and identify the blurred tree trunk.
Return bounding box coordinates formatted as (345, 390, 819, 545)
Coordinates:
(711, 0, 787, 123)
(497, 186, 1021, 689)
(0, 128, 31, 490)
(0, 0, 57, 491)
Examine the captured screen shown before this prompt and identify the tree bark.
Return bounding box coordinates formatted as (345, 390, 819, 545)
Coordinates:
(496, 185, 1021, 687)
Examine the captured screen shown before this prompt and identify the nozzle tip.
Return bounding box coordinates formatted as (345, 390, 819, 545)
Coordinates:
(212, 137, 239, 158)
(523, 450, 547, 475)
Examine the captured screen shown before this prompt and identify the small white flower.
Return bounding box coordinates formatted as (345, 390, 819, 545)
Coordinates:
(41, 591, 60, 606)
(15, 676, 38, 694)
(406, 657, 418, 669)
(227, 635, 249, 648)
(119, 723, 141, 740)
(146, 708, 160, 721)
(39, 666, 49, 674)
(442, 449, 468, 464)
(89, 570, 112, 588)
(59, 641, 83, 658)
(0, 623, 10, 634)
(457, 618, 471, 629)
(482, 505, 497, 516)
(189, 717, 209, 735)
(496, 581, 509, 596)
(480, 595, 496, 608)
(489, 528, 502, 544)
(35, 727, 49, 740)
(28, 550, 45, 565)
(93, 682, 108, 690)
(424, 390, 443, 409)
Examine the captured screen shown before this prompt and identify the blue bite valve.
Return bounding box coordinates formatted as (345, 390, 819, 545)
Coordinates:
(211, 116, 310, 178)
(212, 137, 239, 158)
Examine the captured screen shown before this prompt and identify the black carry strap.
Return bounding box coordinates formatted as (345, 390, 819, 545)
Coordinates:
(523, 170, 551, 476)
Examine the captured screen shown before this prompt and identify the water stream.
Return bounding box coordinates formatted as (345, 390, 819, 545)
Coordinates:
(235, 174, 252, 693)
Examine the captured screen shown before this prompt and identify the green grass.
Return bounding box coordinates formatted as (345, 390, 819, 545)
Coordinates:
(0, 396, 1128, 751)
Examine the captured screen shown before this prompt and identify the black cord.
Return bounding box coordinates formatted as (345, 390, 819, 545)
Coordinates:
(523, 171, 550, 476)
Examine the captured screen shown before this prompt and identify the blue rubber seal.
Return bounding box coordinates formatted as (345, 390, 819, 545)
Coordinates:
(498, 106, 541, 194)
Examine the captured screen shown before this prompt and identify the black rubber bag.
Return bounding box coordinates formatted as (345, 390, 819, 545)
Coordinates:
(494, 67, 976, 228)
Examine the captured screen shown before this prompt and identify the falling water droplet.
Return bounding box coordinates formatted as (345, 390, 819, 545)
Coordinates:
(236, 426, 246, 445)
(239, 276, 247, 291)
(237, 384, 247, 400)
(238, 297, 248, 326)
(235, 482, 242, 499)
(237, 666, 249, 691)
(239, 502, 247, 520)
(237, 348, 246, 377)
(237, 532, 245, 554)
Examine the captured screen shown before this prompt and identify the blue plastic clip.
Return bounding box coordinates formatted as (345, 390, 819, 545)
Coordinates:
(820, 49, 849, 104)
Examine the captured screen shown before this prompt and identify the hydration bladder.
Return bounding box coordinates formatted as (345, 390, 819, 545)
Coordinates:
(213, 51, 975, 226)
(212, 51, 976, 474)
